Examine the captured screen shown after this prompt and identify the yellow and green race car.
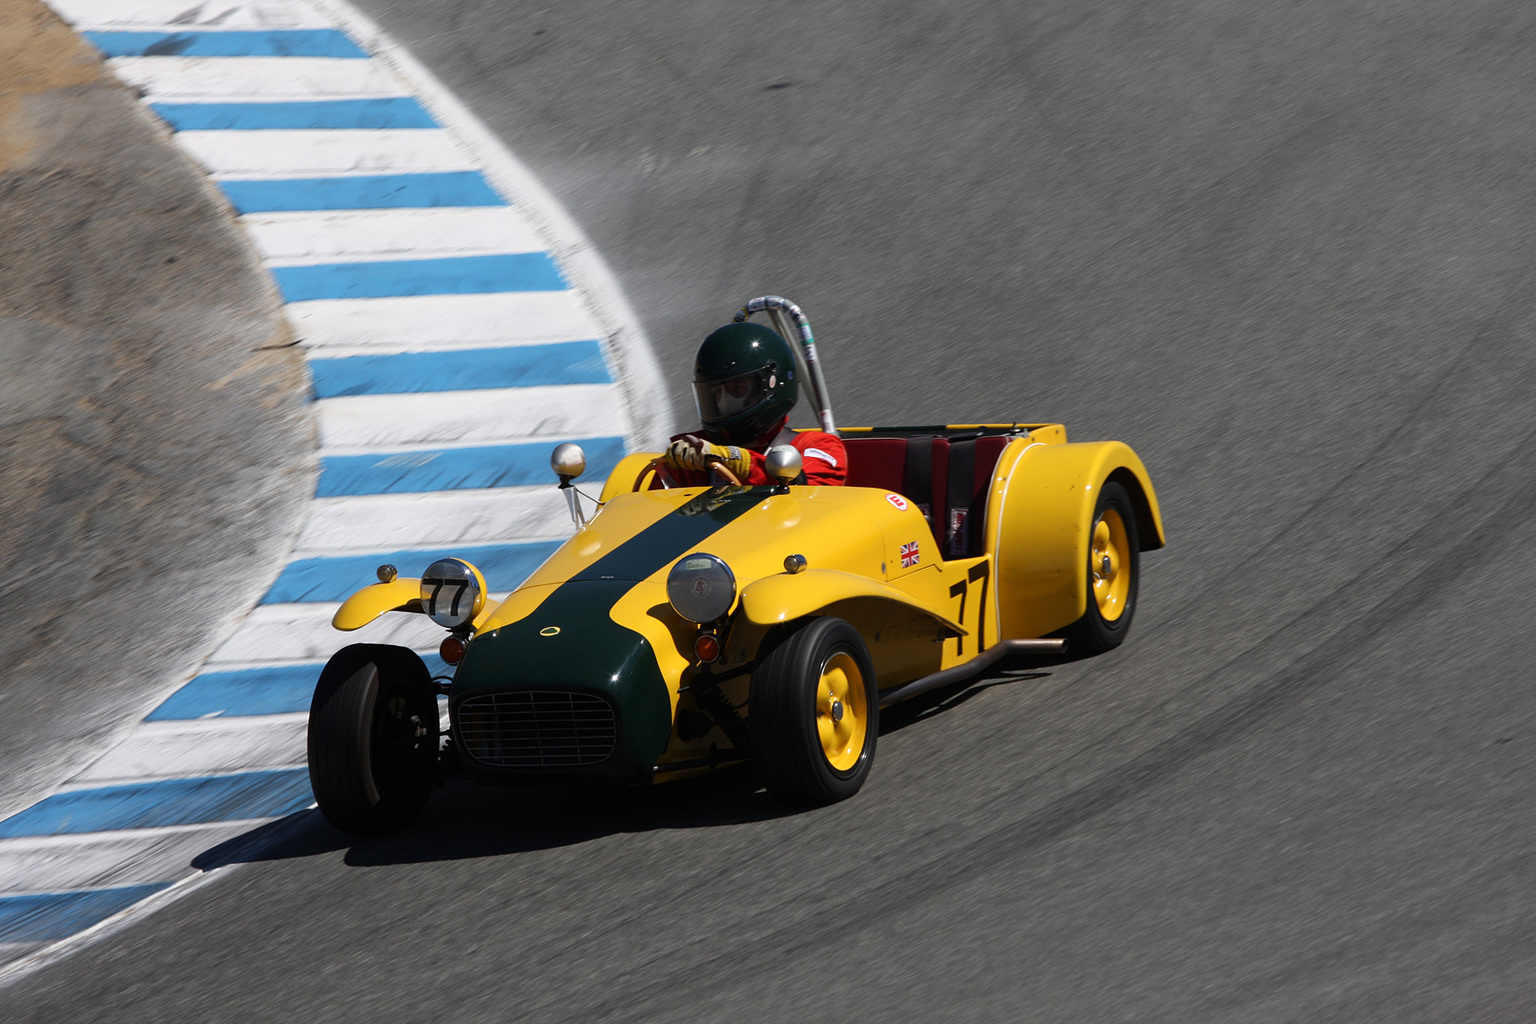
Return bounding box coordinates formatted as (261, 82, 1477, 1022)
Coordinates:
(306, 297, 1165, 834)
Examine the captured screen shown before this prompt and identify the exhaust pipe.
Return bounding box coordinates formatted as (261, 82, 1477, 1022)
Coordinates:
(878, 638, 1066, 707)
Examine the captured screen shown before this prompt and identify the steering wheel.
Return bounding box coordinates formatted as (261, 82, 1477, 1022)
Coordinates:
(633, 456, 743, 491)
(706, 458, 744, 486)
(633, 457, 675, 492)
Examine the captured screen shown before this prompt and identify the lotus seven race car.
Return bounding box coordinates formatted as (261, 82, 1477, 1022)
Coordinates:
(306, 297, 1165, 834)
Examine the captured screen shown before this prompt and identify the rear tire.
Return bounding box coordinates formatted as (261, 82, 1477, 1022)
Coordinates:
(751, 618, 878, 805)
(307, 644, 438, 835)
(1060, 480, 1140, 656)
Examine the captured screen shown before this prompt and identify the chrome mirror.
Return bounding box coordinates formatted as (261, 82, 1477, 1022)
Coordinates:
(765, 445, 802, 491)
(551, 442, 586, 482)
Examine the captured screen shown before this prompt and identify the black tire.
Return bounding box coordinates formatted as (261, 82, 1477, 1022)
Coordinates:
(750, 617, 879, 805)
(1060, 480, 1140, 656)
(307, 644, 439, 835)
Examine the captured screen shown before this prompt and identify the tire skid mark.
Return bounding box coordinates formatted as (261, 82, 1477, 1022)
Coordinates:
(1143, 262, 1536, 661)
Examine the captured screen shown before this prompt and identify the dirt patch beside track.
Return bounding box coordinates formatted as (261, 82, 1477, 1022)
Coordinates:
(0, 1, 97, 169)
(0, 1, 314, 817)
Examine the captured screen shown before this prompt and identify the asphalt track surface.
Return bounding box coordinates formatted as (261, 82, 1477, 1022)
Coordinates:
(7, 0, 1536, 1019)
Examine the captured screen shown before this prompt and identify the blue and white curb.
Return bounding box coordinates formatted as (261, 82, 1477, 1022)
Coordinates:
(0, 0, 664, 973)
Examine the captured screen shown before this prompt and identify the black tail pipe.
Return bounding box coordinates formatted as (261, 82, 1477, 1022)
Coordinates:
(877, 638, 1066, 707)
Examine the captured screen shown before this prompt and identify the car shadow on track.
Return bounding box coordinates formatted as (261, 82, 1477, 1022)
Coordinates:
(191, 769, 791, 871)
(192, 664, 1055, 870)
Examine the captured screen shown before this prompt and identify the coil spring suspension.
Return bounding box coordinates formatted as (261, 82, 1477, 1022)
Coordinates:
(693, 678, 750, 752)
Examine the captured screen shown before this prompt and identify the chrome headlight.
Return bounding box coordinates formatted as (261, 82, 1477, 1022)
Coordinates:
(420, 558, 486, 628)
(667, 552, 736, 623)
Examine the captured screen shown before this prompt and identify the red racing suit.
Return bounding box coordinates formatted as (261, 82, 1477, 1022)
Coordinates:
(666, 424, 847, 487)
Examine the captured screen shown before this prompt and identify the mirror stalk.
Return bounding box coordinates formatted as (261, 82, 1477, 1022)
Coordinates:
(559, 477, 586, 529)
(551, 442, 589, 530)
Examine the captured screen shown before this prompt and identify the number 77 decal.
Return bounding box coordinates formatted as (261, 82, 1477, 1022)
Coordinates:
(947, 562, 990, 657)
(422, 576, 470, 617)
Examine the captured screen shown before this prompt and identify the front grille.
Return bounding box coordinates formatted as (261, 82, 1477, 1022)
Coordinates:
(456, 690, 617, 768)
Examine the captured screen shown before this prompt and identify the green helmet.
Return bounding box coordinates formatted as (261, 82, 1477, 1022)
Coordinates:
(691, 322, 799, 443)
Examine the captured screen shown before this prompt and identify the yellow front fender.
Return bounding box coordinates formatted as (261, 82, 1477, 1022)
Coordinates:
(739, 568, 965, 636)
(992, 440, 1165, 640)
(332, 578, 423, 631)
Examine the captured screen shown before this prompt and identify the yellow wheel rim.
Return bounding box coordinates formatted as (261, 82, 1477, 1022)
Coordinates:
(1091, 508, 1132, 622)
(816, 651, 867, 772)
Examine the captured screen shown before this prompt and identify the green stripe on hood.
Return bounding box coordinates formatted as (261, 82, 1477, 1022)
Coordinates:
(452, 487, 766, 779)
(569, 485, 763, 583)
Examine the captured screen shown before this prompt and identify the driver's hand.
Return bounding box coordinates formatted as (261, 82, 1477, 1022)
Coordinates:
(664, 436, 710, 471)
(664, 436, 751, 480)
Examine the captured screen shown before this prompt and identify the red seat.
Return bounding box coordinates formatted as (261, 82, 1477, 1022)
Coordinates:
(843, 436, 949, 545)
(842, 438, 907, 491)
(842, 433, 1012, 559)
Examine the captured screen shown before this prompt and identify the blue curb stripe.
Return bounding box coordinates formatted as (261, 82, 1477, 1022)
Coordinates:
(147, 665, 322, 721)
(263, 541, 561, 605)
(152, 98, 436, 132)
(271, 253, 566, 301)
(148, 653, 453, 721)
(219, 172, 505, 213)
(0, 771, 315, 839)
(318, 436, 627, 496)
(0, 884, 175, 944)
(309, 341, 610, 397)
(82, 30, 367, 59)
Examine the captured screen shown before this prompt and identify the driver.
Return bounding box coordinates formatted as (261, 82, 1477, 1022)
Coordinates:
(661, 321, 847, 486)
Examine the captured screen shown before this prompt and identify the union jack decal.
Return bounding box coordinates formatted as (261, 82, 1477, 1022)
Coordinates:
(900, 540, 920, 568)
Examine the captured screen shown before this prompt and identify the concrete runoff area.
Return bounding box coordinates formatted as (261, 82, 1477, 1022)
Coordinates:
(0, 1, 312, 819)
(6, 0, 1536, 1021)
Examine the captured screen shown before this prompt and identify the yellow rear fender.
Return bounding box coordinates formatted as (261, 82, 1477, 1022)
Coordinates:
(740, 568, 965, 637)
(991, 440, 1164, 640)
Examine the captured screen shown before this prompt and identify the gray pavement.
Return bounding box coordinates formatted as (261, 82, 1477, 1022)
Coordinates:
(0, 3, 312, 819)
(6, 0, 1536, 1019)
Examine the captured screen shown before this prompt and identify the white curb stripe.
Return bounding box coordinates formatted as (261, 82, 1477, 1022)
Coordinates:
(111, 55, 403, 99)
(0, 822, 276, 894)
(314, 384, 626, 449)
(295, 487, 572, 555)
(62, 1, 332, 29)
(244, 207, 549, 261)
(286, 292, 599, 350)
(72, 716, 310, 787)
(177, 128, 477, 176)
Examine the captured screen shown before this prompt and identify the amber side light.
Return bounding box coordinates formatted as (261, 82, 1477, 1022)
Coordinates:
(694, 633, 721, 663)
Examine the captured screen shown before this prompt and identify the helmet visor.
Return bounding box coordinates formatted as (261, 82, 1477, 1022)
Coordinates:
(693, 372, 769, 425)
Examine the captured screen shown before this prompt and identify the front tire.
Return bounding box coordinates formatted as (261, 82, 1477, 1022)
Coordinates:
(307, 644, 439, 835)
(1061, 480, 1140, 656)
(750, 618, 878, 805)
